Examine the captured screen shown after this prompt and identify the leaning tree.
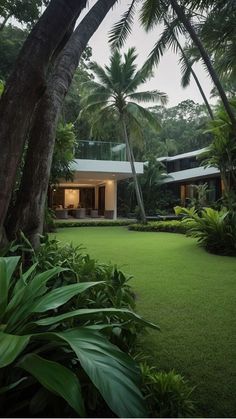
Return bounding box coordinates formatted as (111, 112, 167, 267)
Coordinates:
(6, 0, 118, 248)
(0, 0, 87, 246)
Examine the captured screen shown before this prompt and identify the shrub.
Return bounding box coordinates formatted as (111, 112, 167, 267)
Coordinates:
(129, 220, 189, 234)
(0, 256, 159, 417)
(55, 219, 135, 228)
(6, 234, 144, 352)
(140, 363, 196, 418)
(175, 206, 236, 256)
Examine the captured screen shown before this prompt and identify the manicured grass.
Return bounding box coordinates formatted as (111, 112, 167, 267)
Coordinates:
(55, 227, 236, 417)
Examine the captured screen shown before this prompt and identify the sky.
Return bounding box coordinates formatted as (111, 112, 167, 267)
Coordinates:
(80, 1, 215, 108)
(8, 1, 216, 109)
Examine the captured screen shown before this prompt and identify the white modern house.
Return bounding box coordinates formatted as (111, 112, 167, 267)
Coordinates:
(158, 148, 221, 203)
(51, 140, 144, 219)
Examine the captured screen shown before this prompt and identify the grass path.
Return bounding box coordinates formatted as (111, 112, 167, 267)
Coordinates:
(56, 227, 236, 417)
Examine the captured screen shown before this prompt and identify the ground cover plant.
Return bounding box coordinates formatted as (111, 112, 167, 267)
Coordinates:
(55, 226, 236, 417)
(175, 206, 236, 256)
(0, 254, 160, 417)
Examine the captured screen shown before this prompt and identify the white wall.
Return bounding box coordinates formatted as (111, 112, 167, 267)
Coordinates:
(64, 189, 80, 208)
(105, 180, 117, 219)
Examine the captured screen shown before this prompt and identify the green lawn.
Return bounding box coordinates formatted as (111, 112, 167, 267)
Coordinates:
(55, 227, 236, 417)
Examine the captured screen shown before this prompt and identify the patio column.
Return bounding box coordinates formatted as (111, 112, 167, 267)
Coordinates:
(105, 180, 117, 219)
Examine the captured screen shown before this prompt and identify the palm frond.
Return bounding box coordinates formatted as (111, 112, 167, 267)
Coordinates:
(140, 0, 167, 31)
(179, 53, 195, 88)
(79, 99, 112, 116)
(109, 0, 137, 50)
(124, 61, 153, 94)
(126, 102, 161, 132)
(128, 90, 168, 105)
(143, 17, 185, 71)
(89, 62, 114, 90)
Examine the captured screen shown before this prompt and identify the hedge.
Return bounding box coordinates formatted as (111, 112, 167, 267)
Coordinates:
(55, 220, 136, 228)
(128, 220, 190, 234)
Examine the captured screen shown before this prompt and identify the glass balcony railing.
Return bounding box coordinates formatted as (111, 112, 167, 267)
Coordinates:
(77, 141, 127, 161)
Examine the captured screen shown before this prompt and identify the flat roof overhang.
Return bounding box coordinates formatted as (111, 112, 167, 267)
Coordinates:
(59, 159, 144, 187)
(163, 166, 220, 184)
(70, 159, 143, 180)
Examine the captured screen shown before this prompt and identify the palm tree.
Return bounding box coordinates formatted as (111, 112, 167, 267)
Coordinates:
(109, 0, 236, 128)
(200, 102, 236, 200)
(81, 48, 167, 223)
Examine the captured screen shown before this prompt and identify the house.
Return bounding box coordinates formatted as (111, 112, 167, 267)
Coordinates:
(51, 140, 144, 219)
(158, 148, 222, 205)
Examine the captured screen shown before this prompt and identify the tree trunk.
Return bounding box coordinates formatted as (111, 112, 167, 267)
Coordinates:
(164, 19, 214, 120)
(7, 0, 118, 247)
(121, 118, 146, 224)
(0, 0, 87, 247)
(169, 0, 236, 126)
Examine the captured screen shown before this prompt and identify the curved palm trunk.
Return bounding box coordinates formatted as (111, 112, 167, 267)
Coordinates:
(164, 19, 214, 120)
(6, 0, 118, 247)
(169, 0, 236, 127)
(0, 0, 87, 247)
(121, 117, 146, 223)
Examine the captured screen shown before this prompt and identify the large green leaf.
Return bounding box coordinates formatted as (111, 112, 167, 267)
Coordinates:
(18, 354, 85, 417)
(0, 257, 20, 318)
(34, 307, 159, 330)
(0, 332, 30, 368)
(5, 267, 64, 329)
(32, 281, 104, 313)
(52, 328, 147, 418)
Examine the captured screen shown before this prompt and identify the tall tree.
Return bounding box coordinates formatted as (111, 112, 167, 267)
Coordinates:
(109, 0, 235, 127)
(0, 0, 87, 246)
(7, 0, 118, 247)
(0, 26, 27, 80)
(81, 48, 167, 223)
(0, 0, 48, 30)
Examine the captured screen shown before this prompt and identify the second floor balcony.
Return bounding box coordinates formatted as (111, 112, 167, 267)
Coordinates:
(77, 140, 127, 161)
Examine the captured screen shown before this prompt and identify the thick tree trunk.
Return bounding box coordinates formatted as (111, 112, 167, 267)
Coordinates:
(170, 0, 236, 126)
(7, 0, 118, 247)
(164, 19, 214, 120)
(0, 0, 87, 247)
(121, 118, 146, 224)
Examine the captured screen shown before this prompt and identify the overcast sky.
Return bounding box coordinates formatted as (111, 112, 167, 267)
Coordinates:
(80, 1, 215, 108)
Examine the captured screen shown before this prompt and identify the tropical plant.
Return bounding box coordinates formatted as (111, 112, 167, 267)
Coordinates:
(80, 47, 167, 223)
(0, 256, 160, 417)
(140, 363, 196, 418)
(50, 122, 76, 186)
(200, 102, 236, 205)
(175, 206, 236, 255)
(5, 233, 143, 351)
(129, 157, 167, 214)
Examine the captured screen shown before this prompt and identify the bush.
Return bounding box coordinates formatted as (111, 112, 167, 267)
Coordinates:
(55, 219, 135, 228)
(129, 220, 189, 234)
(6, 234, 146, 352)
(175, 206, 236, 256)
(0, 256, 159, 417)
(140, 363, 196, 418)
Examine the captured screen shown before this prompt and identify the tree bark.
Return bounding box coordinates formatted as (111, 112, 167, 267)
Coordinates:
(7, 0, 118, 247)
(121, 118, 146, 224)
(169, 0, 236, 126)
(0, 0, 87, 247)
